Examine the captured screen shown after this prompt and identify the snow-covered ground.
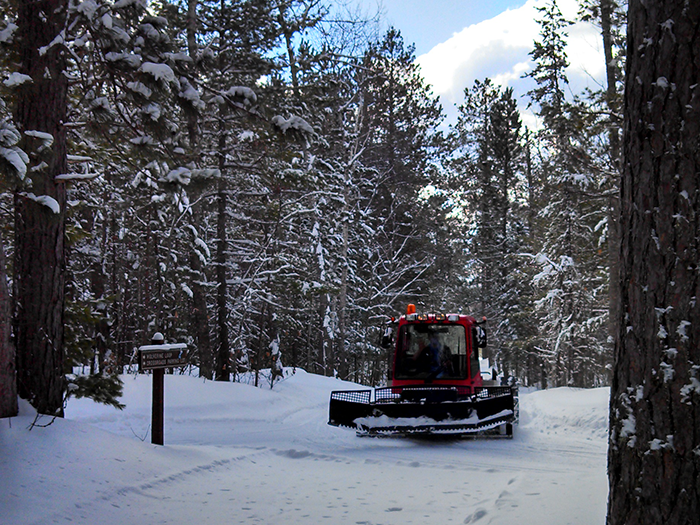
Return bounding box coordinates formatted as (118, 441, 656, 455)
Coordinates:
(2, 370, 610, 524)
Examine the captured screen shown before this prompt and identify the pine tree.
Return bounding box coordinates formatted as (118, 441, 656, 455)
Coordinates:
(524, 0, 611, 387)
(170, 0, 280, 381)
(359, 28, 444, 311)
(449, 79, 530, 376)
(0, 241, 16, 417)
(0, 0, 208, 412)
(526, 0, 572, 139)
(578, 0, 626, 374)
(0, 13, 20, 415)
(607, 1, 700, 522)
(9, 0, 70, 416)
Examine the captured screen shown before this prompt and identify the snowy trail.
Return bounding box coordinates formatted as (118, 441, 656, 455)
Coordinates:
(2, 371, 610, 524)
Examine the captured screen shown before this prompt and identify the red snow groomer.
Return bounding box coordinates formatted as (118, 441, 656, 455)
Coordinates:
(328, 304, 518, 437)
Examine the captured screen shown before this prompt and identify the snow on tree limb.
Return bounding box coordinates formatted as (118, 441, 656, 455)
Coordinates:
(24, 130, 54, 152)
(0, 146, 28, 179)
(0, 121, 28, 179)
(55, 173, 102, 182)
(127, 81, 153, 98)
(163, 167, 191, 185)
(139, 62, 176, 84)
(18, 193, 61, 214)
(113, 0, 148, 9)
(4, 72, 32, 87)
(38, 30, 66, 57)
(271, 115, 315, 136)
(225, 86, 257, 105)
(0, 22, 17, 43)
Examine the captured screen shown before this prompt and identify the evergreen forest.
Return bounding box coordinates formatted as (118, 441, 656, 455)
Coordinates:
(0, 0, 627, 413)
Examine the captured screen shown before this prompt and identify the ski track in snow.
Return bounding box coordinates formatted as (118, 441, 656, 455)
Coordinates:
(1, 371, 609, 525)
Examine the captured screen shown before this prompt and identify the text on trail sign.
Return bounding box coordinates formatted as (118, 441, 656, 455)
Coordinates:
(139, 343, 188, 371)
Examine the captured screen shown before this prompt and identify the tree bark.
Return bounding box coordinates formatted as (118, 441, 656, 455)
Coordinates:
(215, 146, 230, 382)
(600, 0, 621, 164)
(184, 0, 214, 379)
(0, 243, 17, 418)
(13, 0, 69, 416)
(607, 2, 700, 523)
(337, 194, 349, 380)
(600, 0, 622, 384)
(186, 0, 199, 147)
(191, 240, 214, 379)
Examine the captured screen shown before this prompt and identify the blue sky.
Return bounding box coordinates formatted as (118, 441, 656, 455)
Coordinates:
(355, 0, 606, 128)
(378, 0, 527, 56)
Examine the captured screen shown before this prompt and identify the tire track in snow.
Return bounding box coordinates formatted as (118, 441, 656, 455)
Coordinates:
(29, 447, 270, 525)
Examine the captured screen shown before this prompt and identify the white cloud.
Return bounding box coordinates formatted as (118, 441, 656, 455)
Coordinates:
(416, 0, 605, 126)
(491, 61, 531, 94)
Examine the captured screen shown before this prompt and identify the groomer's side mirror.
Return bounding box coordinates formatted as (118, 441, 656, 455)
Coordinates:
(475, 326, 487, 348)
(380, 326, 394, 349)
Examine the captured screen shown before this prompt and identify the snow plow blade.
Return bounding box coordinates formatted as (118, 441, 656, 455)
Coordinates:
(328, 385, 517, 436)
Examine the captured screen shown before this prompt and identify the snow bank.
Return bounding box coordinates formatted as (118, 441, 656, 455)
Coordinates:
(2, 371, 610, 525)
(520, 386, 610, 441)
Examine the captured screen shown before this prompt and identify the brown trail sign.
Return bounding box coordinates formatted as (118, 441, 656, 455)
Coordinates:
(139, 343, 188, 371)
(138, 340, 188, 445)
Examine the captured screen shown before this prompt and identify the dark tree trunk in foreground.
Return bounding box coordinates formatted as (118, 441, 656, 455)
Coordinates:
(0, 244, 17, 418)
(607, 1, 700, 523)
(13, 0, 69, 416)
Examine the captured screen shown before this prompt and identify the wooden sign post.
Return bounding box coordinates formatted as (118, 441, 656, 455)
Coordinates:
(138, 338, 187, 445)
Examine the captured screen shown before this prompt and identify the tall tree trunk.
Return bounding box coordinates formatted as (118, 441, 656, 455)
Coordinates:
(13, 0, 68, 416)
(187, 0, 198, 61)
(0, 244, 17, 418)
(215, 131, 230, 381)
(185, 0, 199, 147)
(213, 6, 230, 382)
(600, 0, 621, 165)
(524, 128, 536, 237)
(190, 242, 213, 379)
(336, 89, 368, 381)
(607, 2, 700, 523)
(320, 294, 331, 376)
(91, 203, 109, 373)
(600, 0, 622, 383)
(337, 208, 349, 380)
(183, 1, 213, 378)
